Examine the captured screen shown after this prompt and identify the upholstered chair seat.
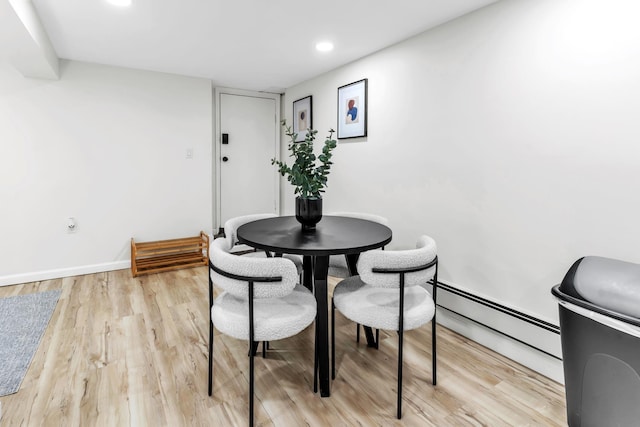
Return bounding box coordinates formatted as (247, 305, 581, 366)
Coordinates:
(213, 285, 316, 342)
(333, 278, 434, 331)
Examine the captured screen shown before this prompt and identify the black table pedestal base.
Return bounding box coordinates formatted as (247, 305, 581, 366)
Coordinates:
(307, 255, 331, 397)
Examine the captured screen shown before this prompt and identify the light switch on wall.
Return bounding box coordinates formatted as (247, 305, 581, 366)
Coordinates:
(186, 148, 193, 159)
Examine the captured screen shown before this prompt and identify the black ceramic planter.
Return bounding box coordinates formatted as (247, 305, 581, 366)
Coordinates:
(295, 196, 322, 232)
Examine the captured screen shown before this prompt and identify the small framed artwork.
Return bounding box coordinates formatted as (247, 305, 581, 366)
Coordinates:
(337, 79, 367, 139)
(293, 95, 313, 142)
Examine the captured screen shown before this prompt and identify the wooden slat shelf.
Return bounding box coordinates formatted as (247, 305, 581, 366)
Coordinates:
(131, 231, 209, 277)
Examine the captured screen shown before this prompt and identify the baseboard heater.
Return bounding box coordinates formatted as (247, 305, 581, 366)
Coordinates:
(433, 281, 562, 361)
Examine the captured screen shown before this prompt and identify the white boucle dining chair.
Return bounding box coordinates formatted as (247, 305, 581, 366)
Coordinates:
(223, 213, 303, 273)
(326, 212, 389, 278)
(331, 235, 438, 419)
(208, 237, 317, 427)
(223, 213, 275, 254)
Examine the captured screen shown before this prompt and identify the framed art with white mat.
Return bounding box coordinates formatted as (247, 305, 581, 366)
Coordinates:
(337, 79, 367, 139)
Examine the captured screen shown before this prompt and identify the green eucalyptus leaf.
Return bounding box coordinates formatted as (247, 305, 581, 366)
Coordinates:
(273, 119, 338, 198)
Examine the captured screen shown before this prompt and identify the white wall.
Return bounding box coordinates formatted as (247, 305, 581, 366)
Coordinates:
(0, 60, 213, 285)
(283, 0, 640, 327)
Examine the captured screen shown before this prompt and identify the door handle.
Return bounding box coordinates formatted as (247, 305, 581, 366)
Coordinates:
(222, 156, 229, 162)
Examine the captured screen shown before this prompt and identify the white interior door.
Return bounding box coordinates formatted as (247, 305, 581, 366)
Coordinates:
(216, 90, 280, 230)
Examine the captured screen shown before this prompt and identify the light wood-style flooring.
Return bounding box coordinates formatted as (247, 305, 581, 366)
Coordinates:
(0, 267, 567, 426)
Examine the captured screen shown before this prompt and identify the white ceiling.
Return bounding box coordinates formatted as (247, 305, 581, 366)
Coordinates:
(9, 0, 497, 92)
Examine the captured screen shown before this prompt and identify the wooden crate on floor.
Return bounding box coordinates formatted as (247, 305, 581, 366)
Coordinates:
(131, 231, 209, 277)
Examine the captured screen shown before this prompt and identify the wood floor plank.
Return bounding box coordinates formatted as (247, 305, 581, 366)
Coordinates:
(0, 267, 567, 426)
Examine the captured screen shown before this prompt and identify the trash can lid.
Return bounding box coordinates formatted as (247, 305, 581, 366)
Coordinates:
(560, 256, 640, 320)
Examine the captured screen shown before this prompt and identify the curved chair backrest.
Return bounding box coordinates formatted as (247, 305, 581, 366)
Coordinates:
(210, 237, 298, 299)
(328, 211, 389, 226)
(357, 235, 437, 288)
(223, 213, 278, 250)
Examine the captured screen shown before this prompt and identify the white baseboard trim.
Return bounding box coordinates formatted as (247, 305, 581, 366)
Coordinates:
(0, 261, 130, 287)
(432, 281, 565, 385)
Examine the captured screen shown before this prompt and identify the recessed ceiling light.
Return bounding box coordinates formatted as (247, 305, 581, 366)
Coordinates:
(316, 42, 334, 52)
(106, 0, 132, 7)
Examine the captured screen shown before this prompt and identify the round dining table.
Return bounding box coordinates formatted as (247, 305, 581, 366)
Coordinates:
(237, 215, 392, 397)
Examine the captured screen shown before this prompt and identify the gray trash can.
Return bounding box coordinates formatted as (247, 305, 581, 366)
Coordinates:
(552, 256, 640, 427)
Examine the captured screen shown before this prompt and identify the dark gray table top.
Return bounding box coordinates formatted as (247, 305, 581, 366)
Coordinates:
(237, 215, 392, 256)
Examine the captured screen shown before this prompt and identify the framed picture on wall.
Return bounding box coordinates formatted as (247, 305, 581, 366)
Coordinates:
(293, 95, 313, 142)
(337, 79, 367, 139)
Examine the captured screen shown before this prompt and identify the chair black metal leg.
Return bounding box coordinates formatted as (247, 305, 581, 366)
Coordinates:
(208, 263, 214, 396)
(356, 323, 360, 343)
(432, 319, 437, 386)
(331, 298, 336, 380)
(397, 328, 403, 419)
(249, 344, 254, 427)
(376, 329, 380, 349)
(432, 266, 438, 386)
(397, 272, 405, 419)
(248, 281, 255, 427)
(208, 319, 214, 396)
(262, 341, 267, 358)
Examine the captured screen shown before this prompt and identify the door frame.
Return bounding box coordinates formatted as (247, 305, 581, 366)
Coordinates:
(213, 87, 281, 231)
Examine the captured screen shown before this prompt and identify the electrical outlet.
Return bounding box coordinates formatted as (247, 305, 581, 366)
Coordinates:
(186, 148, 193, 159)
(67, 217, 77, 233)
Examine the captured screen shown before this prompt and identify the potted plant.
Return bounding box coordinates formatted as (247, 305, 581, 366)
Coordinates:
(272, 119, 337, 231)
